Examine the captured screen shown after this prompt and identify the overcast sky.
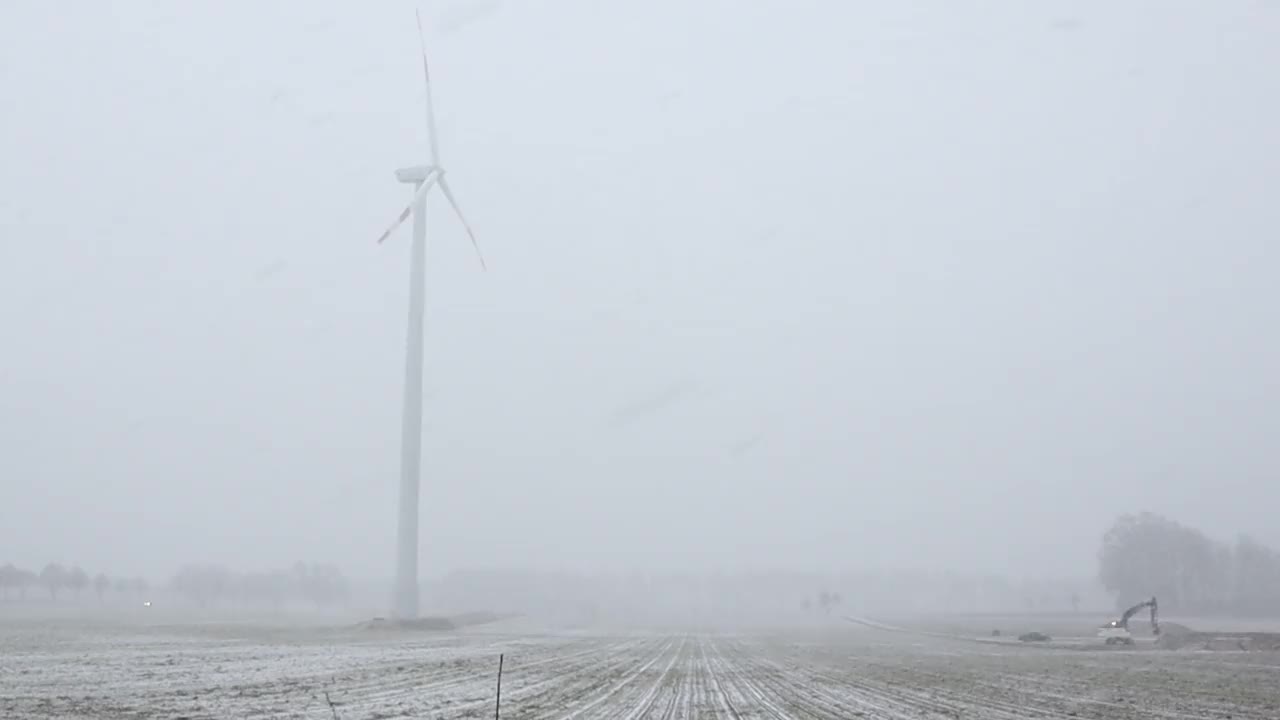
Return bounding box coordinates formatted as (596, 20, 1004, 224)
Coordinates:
(2, 0, 1278, 582)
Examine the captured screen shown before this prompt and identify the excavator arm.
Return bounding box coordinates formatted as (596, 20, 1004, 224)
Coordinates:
(1116, 596, 1160, 636)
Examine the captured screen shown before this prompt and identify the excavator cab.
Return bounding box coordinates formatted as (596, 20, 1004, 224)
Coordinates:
(1098, 596, 1158, 645)
(1098, 624, 1136, 644)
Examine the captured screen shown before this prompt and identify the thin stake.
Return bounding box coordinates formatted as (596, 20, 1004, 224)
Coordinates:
(495, 653, 504, 720)
(324, 691, 341, 720)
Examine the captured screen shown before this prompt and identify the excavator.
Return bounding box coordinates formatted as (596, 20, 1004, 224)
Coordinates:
(1097, 596, 1159, 645)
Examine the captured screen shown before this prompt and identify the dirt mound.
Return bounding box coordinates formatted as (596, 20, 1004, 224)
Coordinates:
(353, 611, 511, 633)
(1158, 629, 1280, 651)
(450, 611, 506, 628)
(355, 617, 456, 632)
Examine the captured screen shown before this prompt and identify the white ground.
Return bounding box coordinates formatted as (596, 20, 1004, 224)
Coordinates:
(2, 617, 1278, 719)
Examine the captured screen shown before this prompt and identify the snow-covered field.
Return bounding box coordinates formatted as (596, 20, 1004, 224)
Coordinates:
(3, 616, 1279, 719)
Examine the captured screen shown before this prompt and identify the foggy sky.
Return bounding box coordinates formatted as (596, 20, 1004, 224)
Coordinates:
(2, 0, 1278, 583)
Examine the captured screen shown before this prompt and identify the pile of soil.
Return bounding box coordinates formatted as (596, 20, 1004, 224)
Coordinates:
(353, 611, 511, 633)
(356, 617, 456, 632)
(1156, 624, 1280, 651)
(449, 611, 505, 627)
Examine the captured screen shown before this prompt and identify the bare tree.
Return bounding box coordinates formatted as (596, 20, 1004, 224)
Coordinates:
(0, 563, 16, 600)
(68, 566, 89, 599)
(1102, 513, 1227, 613)
(1231, 535, 1280, 617)
(40, 563, 67, 601)
(817, 590, 833, 615)
(15, 568, 36, 600)
(93, 573, 111, 602)
(172, 564, 231, 607)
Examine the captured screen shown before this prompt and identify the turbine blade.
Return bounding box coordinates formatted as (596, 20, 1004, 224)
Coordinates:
(376, 205, 413, 245)
(376, 172, 440, 244)
(437, 175, 486, 270)
(415, 8, 442, 165)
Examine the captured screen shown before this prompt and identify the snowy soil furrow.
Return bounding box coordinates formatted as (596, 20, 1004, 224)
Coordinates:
(557, 638, 677, 720)
(614, 636, 685, 720)
(6, 620, 1280, 719)
(704, 635, 790, 719)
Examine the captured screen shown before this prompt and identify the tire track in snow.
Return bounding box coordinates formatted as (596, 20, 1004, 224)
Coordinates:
(615, 636, 685, 720)
(704, 635, 790, 719)
(756, 640, 991, 719)
(558, 638, 678, 720)
(696, 635, 741, 719)
(723, 638, 893, 719)
(331, 636, 640, 717)
(467, 637, 666, 720)
(748, 635, 1058, 720)
(660, 639, 693, 720)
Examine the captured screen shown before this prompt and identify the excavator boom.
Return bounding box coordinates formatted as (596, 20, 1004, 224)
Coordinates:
(1117, 596, 1159, 635)
(1099, 596, 1159, 645)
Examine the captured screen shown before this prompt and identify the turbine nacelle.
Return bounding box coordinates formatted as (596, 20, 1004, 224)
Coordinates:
(373, 14, 485, 270)
(377, 164, 484, 270)
(395, 165, 438, 185)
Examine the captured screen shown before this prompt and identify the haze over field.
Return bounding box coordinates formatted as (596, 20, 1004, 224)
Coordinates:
(2, 0, 1278, 587)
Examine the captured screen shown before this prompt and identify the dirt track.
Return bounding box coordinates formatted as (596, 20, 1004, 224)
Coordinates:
(2, 619, 1279, 719)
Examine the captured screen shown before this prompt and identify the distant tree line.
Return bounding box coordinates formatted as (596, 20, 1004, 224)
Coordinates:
(0, 563, 149, 602)
(802, 590, 843, 615)
(169, 562, 350, 609)
(2, 560, 351, 611)
(1099, 512, 1280, 616)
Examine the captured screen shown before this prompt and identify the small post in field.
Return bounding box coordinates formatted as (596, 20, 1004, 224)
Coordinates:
(495, 653, 504, 720)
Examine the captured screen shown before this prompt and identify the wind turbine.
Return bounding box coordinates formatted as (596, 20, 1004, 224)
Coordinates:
(375, 10, 485, 620)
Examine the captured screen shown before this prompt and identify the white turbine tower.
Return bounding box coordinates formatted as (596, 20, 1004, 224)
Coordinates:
(375, 10, 485, 620)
